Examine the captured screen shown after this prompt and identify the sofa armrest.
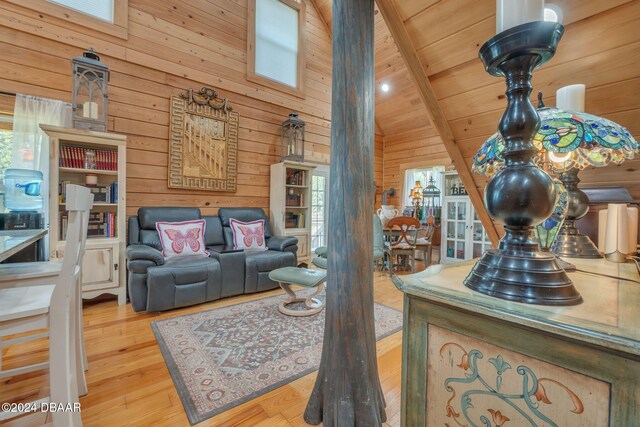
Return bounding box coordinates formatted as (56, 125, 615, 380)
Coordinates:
(267, 236, 298, 251)
(126, 245, 164, 273)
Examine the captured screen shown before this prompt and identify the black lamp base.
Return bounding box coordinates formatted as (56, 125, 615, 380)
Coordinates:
(464, 246, 582, 306)
(465, 22, 582, 306)
(552, 233, 602, 259)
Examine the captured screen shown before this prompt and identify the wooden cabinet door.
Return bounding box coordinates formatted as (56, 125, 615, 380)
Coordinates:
(81, 243, 119, 290)
(294, 233, 309, 261)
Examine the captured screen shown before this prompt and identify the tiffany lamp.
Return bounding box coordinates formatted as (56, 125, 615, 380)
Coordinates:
(473, 97, 639, 258)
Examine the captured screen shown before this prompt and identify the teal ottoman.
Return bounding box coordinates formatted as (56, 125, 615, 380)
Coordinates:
(268, 267, 327, 316)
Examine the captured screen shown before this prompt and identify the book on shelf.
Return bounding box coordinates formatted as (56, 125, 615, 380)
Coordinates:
(285, 212, 305, 229)
(286, 193, 302, 207)
(59, 181, 118, 204)
(286, 169, 306, 186)
(60, 211, 117, 240)
(59, 144, 118, 171)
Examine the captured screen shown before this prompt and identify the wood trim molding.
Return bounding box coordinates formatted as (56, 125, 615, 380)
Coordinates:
(375, 0, 499, 245)
(5, 0, 129, 39)
(247, 0, 306, 99)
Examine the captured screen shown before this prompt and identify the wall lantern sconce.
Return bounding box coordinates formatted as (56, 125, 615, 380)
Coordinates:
(281, 112, 305, 162)
(72, 48, 109, 132)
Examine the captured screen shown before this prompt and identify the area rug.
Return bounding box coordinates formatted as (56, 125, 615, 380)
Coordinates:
(151, 291, 403, 425)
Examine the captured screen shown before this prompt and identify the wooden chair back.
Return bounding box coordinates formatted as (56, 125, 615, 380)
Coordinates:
(417, 223, 436, 242)
(387, 216, 420, 247)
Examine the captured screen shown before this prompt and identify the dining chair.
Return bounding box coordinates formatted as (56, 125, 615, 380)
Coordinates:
(415, 223, 436, 267)
(0, 184, 93, 426)
(384, 216, 420, 274)
(312, 215, 386, 272)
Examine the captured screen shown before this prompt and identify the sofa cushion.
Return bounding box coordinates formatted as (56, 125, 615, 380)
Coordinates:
(230, 218, 267, 251)
(156, 219, 208, 259)
(246, 250, 294, 272)
(203, 216, 224, 246)
(218, 208, 272, 238)
(145, 257, 221, 312)
(138, 207, 201, 230)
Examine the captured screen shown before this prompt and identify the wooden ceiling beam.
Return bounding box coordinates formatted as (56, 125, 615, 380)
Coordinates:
(375, 0, 500, 245)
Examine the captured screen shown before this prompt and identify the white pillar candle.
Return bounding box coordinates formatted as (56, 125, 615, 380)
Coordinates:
(496, 0, 544, 33)
(82, 101, 99, 119)
(556, 84, 585, 112)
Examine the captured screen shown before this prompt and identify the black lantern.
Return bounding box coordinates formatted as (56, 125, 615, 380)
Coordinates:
(72, 48, 109, 132)
(422, 176, 441, 208)
(281, 112, 305, 162)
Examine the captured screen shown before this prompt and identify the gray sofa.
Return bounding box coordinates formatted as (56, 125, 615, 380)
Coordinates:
(126, 207, 298, 312)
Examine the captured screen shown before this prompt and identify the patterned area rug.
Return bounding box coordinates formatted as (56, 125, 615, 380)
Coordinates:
(151, 291, 402, 425)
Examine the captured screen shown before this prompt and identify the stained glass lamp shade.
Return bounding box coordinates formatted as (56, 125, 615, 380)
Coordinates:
(534, 179, 568, 250)
(472, 107, 639, 175)
(472, 106, 639, 257)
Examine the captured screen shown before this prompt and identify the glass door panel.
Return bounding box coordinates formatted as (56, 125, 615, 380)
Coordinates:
(456, 222, 465, 240)
(456, 202, 467, 221)
(456, 241, 466, 260)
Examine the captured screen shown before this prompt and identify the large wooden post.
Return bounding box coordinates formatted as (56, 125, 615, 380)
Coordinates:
(304, 0, 386, 425)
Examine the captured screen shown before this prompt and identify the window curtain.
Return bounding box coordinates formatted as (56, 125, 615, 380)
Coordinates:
(12, 94, 72, 259)
(403, 166, 445, 208)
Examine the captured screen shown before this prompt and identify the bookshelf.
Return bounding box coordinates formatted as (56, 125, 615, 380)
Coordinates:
(270, 161, 316, 263)
(43, 125, 127, 305)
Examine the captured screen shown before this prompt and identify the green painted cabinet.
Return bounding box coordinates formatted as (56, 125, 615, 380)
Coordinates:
(393, 259, 640, 426)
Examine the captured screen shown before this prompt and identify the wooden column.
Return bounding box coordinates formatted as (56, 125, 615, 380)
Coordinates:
(304, 0, 386, 425)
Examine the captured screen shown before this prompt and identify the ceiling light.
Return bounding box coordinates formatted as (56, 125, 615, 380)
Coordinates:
(544, 5, 563, 23)
(380, 83, 390, 93)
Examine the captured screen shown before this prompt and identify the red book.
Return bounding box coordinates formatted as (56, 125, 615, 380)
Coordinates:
(97, 150, 102, 170)
(112, 150, 116, 170)
(71, 147, 77, 168)
(76, 147, 82, 169)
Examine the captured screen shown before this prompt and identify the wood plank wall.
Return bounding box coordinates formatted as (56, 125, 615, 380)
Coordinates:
(382, 127, 450, 208)
(0, 0, 339, 217)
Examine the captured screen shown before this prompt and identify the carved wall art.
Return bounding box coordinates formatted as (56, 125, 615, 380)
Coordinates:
(169, 87, 238, 191)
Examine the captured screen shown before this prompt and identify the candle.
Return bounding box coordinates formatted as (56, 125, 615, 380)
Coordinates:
(556, 84, 585, 112)
(83, 101, 99, 119)
(496, 0, 544, 33)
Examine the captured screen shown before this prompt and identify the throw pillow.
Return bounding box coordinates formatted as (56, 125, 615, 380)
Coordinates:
(156, 219, 208, 259)
(230, 218, 267, 251)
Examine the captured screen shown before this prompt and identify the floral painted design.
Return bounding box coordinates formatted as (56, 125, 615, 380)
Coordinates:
(439, 343, 584, 427)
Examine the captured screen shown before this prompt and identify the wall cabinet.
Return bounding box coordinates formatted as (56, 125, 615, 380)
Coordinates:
(441, 196, 492, 263)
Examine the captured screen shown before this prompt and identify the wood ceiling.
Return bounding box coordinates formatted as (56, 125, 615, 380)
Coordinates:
(313, 0, 640, 238)
(313, 0, 433, 137)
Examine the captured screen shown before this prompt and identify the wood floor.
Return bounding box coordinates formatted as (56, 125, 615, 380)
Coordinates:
(1, 261, 430, 427)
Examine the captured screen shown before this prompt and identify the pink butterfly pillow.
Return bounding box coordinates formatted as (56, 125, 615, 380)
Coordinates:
(156, 220, 208, 259)
(230, 218, 267, 252)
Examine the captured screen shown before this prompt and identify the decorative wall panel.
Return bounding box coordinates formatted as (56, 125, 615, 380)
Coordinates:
(169, 87, 238, 192)
(427, 325, 610, 427)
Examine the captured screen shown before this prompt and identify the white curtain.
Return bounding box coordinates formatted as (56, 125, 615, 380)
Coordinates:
(403, 166, 445, 208)
(12, 94, 72, 259)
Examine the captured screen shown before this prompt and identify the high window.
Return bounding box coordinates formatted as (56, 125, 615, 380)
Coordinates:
(248, 0, 305, 97)
(8, 0, 128, 39)
(51, 0, 115, 22)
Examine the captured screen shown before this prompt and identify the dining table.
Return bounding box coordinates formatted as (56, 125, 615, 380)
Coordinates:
(0, 229, 48, 262)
